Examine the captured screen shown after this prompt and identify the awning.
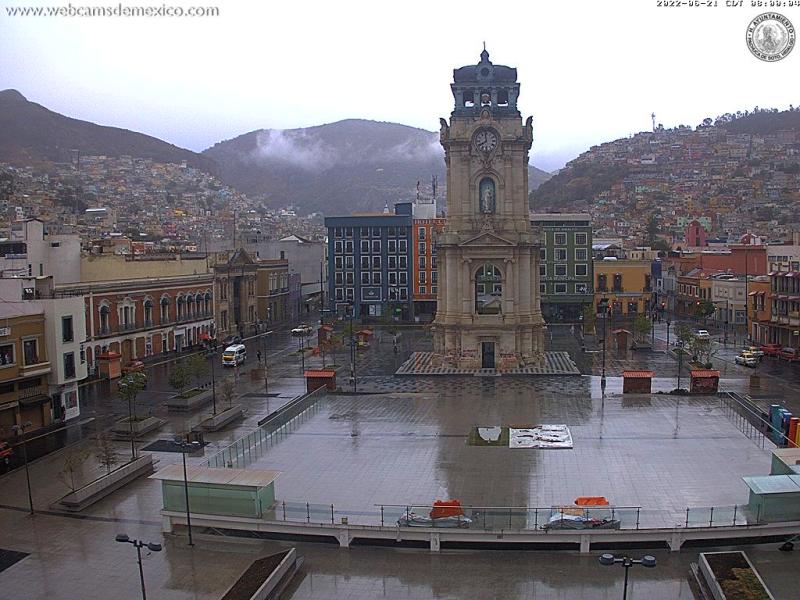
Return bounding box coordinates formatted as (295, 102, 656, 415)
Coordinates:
(304, 369, 336, 378)
(690, 370, 720, 378)
(18, 394, 51, 407)
(622, 371, 654, 378)
(748, 291, 759, 296)
(199, 332, 212, 341)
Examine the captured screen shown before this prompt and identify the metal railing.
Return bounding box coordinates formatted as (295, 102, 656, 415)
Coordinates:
(207, 385, 327, 469)
(717, 391, 781, 451)
(253, 501, 762, 531)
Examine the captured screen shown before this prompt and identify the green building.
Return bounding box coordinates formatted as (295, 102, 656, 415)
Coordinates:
(530, 213, 594, 322)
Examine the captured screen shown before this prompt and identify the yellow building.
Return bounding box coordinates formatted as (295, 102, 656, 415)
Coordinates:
(593, 259, 653, 317)
(0, 307, 52, 438)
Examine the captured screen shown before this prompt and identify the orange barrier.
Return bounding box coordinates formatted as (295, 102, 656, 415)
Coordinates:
(430, 499, 464, 519)
(574, 496, 610, 506)
(789, 417, 800, 448)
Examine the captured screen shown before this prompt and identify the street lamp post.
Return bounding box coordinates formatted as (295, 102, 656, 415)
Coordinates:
(174, 437, 200, 546)
(666, 318, 671, 349)
(207, 347, 217, 416)
(347, 300, 357, 392)
(115, 534, 162, 600)
(598, 553, 657, 600)
(599, 299, 609, 391)
(11, 421, 34, 515)
(263, 330, 270, 399)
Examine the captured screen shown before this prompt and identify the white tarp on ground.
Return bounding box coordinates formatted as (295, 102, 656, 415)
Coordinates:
(477, 427, 502, 442)
(509, 424, 573, 449)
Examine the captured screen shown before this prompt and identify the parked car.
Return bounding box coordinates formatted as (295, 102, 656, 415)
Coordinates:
(223, 335, 242, 346)
(760, 343, 782, 357)
(291, 324, 314, 337)
(779, 347, 799, 362)
(742, 346, 764, 360)
(735, 353, 759, 368)
(695, 330, 710, 340)
(122, 360, 145, 374)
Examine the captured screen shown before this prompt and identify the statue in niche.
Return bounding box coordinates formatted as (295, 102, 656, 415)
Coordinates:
(479, 178, 495, 214)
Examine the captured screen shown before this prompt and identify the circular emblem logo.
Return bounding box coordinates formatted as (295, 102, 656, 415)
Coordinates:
(746, 13, 795, 62)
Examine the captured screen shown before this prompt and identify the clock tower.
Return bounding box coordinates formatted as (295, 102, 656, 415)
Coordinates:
(432, 49, 545, 369)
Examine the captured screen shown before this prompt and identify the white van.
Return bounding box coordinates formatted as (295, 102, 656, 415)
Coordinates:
(222, 344, 247, 367)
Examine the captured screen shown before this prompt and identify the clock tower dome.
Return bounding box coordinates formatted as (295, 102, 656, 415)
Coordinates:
(432, 49, 545, 369)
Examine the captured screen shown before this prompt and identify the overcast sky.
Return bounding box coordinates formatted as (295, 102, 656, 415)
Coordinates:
(1, 0, 799, 171)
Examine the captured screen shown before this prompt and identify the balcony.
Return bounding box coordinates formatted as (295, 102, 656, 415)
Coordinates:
(20, 360, 51, 378)
(17, 383, 47, 399)
(119, 322, 137, 332)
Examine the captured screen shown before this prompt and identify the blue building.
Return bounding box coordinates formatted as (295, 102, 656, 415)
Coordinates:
(325, 203, 413, 321)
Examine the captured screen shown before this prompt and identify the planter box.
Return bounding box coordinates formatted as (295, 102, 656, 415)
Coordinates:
(57, 454, 155, 512)
(221, 548, 301, 600)
(195, 405, 245, 432)
(111, 416, 165, 438)
(698, 551, 774, 600)
(166, 387, 214, 411)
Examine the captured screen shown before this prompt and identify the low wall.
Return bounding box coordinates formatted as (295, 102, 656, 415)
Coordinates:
(59, 454, 155, 511)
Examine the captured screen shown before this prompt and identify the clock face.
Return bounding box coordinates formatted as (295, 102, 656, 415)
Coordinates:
(474, 130, 498, 153)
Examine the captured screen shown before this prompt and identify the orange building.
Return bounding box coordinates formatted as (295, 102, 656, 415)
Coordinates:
(412, 218, 446, 320)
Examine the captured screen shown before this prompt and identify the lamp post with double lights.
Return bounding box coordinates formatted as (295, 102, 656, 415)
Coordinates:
(173, 437, 201, 546)
(347, 300, 357, 392)
(598, 298, 609, 391)
(598, 553, 657, 600)
(115, 534, 162, 600)
(11, 421, 34, 515)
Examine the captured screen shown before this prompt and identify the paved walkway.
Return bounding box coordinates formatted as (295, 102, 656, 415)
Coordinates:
(396, 351, 580, 376)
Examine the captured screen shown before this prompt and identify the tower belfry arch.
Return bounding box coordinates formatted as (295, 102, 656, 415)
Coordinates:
(432, 49, 546, 369)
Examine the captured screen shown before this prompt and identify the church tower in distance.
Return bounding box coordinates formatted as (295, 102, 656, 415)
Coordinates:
(432, 49, 546, 369)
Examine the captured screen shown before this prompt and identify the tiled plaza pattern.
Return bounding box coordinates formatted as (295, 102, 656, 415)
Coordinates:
(395, 351, 581, 376)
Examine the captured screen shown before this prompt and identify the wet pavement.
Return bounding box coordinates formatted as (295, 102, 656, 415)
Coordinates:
(1, 322, 798, 599)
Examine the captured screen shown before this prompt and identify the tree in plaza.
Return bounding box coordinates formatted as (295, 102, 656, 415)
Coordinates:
(582, 304, 596, 335)
(118, 371, 148, 421)
(220, 375, 237, 408)
(168, 362, 191, 397)
(184, 353, 209, 390)
(632, 313, 651, 344)
(690, 337, 717, 367)
(674, 323, 694, 348)
(58, 449, 89, 492)
(696, 299, 716, 320)
(94, 432, 119, 475)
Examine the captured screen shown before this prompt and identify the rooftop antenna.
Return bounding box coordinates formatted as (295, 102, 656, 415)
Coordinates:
(432, 175, 437, 200)
(651, 112, 656, 132)
(416, 180, 420, 202)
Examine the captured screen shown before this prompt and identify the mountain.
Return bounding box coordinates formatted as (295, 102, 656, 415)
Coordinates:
(0, 89, 215, 172)
(203, 119, 551, 214)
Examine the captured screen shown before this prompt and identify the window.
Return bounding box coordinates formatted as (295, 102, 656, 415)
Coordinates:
(575, 264, 588, 276)
(372, 272, 382, 285)
(554, 283, 567, 294)
(575, 233, 587, 246)
(540, 248, 546, 260)
(576, 283, 588, 294)
(431, 271, 438, 283)
(398, 256, 407, 269)
(335, 288, 344, 301)
(361, 256, 370, 269)
(333, 227, 343, 239)
(345, 256, 354, 269)
(399, 288, 408, 300)
(388, 256, 397, 269)
(554, 232, 567, 245)
(419, 256, 426, 269)
(644, 274, 652, 292)
(389, 287, 398, 300)
(144, 300, 153, 325)
(540, 283, 547, 294)
(62, 316, 74, 343)
(575, 248, 588, 261)
(388, 240, 397, 254)
(419, 286, 427, 294)
(360, 227, 369, 237)
(345, 227, 353, 238)
(335, 272, 343, 285)
(555, 248, 567, 261)
(540, 264, 546, 276)
(372, 240, 381, 253)
(345, 240, 354, 254)
(418, 227, 426, 241)
(23, 340, 39, 365)
(371, 256, 381, 269)
(431, 286, 437, 294)
(159, 297, 169, 323)
(388, 226, 396, 238)
(419, 241, 426, 255)
(334, 256, 343, 269)
(398, 240, 408, 254)
(432, 255, 437, 269)
(399, 272, 408, 285)
(388, 272, 398, 285)
(361, 240, 369, 253)
(361, 272, 370, 285)
(419, 271, 426, 284)
(475, 263, 502, 315)
(100, 305, 111, 333)
(555, 264, 567, 276)
(345, 288, 354, 301)
(63, 352, 76, 379)
(334, 240, 343, 254)
(345, 272, 354, 285)
(597, 274, 607, 291)
(613, 273, 623, 292)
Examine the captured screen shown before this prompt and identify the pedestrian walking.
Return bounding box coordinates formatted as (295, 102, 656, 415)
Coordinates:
(257, 350, 262, 365)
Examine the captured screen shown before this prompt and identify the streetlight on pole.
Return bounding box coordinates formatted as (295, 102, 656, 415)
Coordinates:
(599, 298, 609, 391)
(11, 421, 34, 515)
(173, 437, 200, 546)
(115, 534, 162, 600)
(206, 346, 217, 416)
(347, 300, 356, 392)
(598, 553, 657, 600)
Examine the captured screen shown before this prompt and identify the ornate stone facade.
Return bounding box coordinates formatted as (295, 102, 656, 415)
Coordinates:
(432, 50, 546, 369)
